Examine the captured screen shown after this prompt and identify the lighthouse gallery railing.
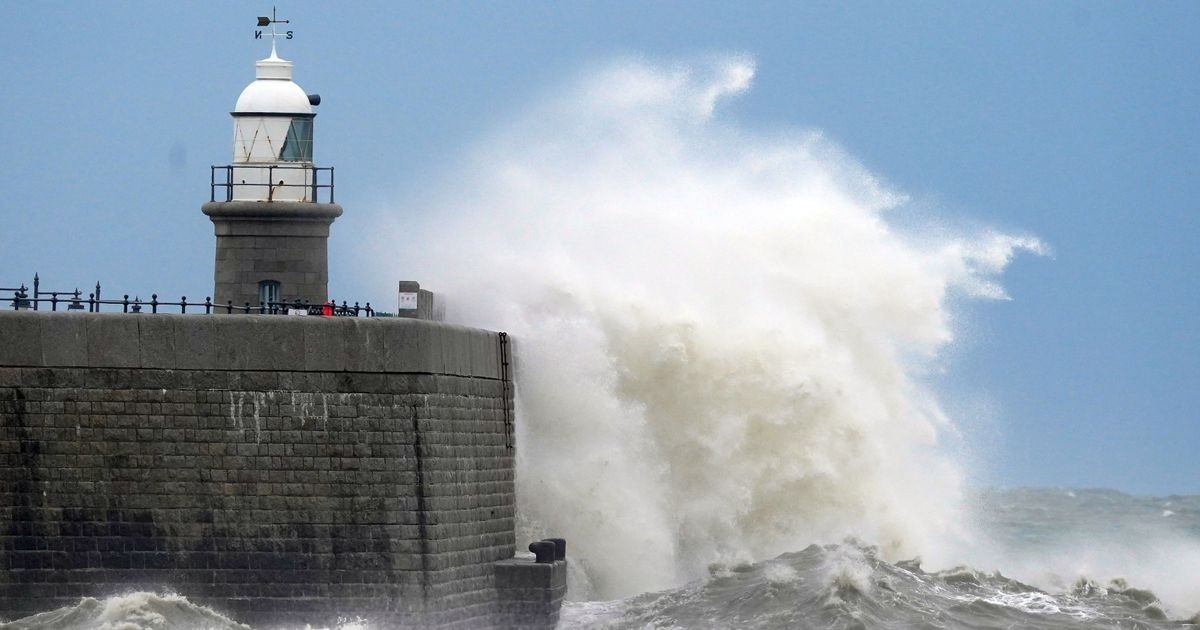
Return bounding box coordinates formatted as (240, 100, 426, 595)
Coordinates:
(209, 164, 335, 203)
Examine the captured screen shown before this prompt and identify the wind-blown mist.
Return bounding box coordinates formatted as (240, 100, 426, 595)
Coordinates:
(371, 56, 1043, 600)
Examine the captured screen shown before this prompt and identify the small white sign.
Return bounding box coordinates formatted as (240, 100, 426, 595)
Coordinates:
(398, 292, 419, 310)
(287, 308, 309, 316)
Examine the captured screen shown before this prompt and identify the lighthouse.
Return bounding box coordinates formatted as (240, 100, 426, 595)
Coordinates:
(202, 24, 342, 310)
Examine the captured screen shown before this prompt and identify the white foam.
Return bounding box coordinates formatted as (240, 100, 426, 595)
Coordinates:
(821, 546, 875, 597)
(762, 562, 800, 584)
(977, 591, 1095, 619)
(0, 592, 248, 630)
(369, 54, 1039, 600)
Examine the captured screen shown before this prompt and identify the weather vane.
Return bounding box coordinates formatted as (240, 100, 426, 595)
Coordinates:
(254, 7, 293, 49)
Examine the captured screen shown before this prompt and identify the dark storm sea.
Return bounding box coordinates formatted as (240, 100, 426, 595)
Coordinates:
(2, 488, 1197, 629)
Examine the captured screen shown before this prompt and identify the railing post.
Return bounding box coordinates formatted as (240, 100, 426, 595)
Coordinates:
(94, 281, 101, 312)
(205, 297, 212, 314)
(210, 165, 216, 202)
(32, 273, 39, 311)
(150, 294, 158, 314)
(181, 296, 187, 314)
(330, 167, 335, 203)
(123, 295, 130, 313)
(9, 285, 26, 311)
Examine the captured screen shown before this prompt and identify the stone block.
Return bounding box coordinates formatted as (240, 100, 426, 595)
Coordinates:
(39, 313, 88, 367)
(469, 330, 502, 381)
(383, 319, 444, 375)
(438, 325, 472, 377)
(342, 319, 387, 373)
(173, 316, 219, 370)
(137, 315, 177, 369)
(276, 249, 303, 263)
(205, 317, 259, 370)
(303, 319, 347, 372)
(215, 266, 239, 284)
(493, 558, 566, 590)
(85, 315, 140, 368)
(0, 312, 44, 366)
(246, 318, 305, 371)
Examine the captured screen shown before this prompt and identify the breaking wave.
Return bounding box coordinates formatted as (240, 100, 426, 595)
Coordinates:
(560, 539, 1198, 629)
(374, 54, 1043, 599)
(0, 592, 247, 630)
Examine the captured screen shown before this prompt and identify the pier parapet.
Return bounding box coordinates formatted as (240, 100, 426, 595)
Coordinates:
(0, 311, 563, 627)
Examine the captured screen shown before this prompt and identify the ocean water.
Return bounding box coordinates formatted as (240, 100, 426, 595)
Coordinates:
(562, 488, 1200, 629)
(4, 489, 1196, 629)
(6, 56, 1196, 628)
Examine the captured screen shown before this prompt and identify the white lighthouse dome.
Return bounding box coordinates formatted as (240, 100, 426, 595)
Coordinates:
(226, 44, 320, 200)
(234, 51, 312, 114)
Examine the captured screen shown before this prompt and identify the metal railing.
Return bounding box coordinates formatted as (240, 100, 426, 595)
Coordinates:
(4, 275, 373, 317)
(209, 164, 335, 203)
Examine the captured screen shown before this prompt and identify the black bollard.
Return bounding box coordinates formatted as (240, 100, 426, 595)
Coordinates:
(529, 541, 556, 564)
(544, 538, 566, 561)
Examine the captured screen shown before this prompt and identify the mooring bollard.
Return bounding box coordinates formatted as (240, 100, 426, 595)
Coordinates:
(544, 538, 566, 561)
(529, 540, 556, 564)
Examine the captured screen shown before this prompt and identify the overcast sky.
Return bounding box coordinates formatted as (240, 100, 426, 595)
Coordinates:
(1, 2, 1196, 495)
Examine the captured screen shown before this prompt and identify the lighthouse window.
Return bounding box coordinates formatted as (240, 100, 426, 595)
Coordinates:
(258, 280, 281, 307)
(279, 118, 313, 162)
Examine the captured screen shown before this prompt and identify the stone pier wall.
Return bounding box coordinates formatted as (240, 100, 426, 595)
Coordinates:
(0, 311, 517, 628)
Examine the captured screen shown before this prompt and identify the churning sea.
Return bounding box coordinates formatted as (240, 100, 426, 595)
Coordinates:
(2, 488, 1196, 630)
(561, 489, 1200, 630)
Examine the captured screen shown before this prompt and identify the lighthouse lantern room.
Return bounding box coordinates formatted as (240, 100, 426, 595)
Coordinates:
(229, 41, 321, 202)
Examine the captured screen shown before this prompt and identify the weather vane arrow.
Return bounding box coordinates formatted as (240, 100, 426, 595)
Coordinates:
(254, 7, 293, 49)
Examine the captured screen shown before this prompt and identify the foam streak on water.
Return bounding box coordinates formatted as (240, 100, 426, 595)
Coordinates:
(372, 55, 1042, 600)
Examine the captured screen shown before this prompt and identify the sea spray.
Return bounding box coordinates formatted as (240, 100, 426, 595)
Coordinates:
(966, 488, 1200, 617)
(370, 55, 1042, 600)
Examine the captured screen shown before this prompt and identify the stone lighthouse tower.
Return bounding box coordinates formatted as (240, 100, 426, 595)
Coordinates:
(202, 32, 341, 309)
